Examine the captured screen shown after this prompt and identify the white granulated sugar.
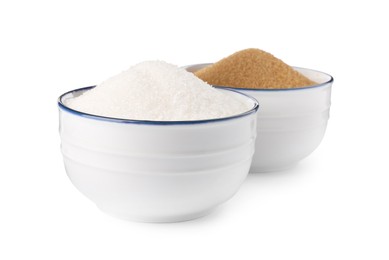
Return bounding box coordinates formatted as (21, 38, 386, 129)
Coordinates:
(66, 61, 250, 121)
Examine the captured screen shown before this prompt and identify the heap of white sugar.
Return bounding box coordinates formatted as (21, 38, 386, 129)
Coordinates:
(65, 61, 251, 121)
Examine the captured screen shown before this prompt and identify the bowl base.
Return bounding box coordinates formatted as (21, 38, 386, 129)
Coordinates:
(97, 205, 214, 223)
(249, 163, 298, 173)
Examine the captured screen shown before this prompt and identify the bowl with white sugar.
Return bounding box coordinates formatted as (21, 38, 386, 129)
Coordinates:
(58, 61, 258, 222)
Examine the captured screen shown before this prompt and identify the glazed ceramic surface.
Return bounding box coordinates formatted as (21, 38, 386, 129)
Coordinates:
(58, 87, 258, 222)
(185, 64, 333, 172)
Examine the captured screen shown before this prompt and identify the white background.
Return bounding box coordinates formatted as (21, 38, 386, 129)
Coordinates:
(1, 0, 388, 259)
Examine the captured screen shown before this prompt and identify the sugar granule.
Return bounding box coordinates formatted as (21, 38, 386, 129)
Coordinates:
(194, 48, 317, 89)
(66, 61, 251, 121)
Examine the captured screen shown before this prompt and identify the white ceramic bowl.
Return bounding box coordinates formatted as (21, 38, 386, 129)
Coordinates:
(58, 87, 258, 222)
(185, 64, 333, 173)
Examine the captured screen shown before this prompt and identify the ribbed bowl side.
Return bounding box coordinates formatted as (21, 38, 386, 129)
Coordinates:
(244, 83, 332, 172)
(59, 107, 257, 222)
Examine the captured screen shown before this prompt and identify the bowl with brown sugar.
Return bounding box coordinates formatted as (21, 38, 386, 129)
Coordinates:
(185, 48, 333, 172)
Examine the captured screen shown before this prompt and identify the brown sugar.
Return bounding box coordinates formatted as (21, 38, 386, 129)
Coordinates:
(194, 48, 317, 89)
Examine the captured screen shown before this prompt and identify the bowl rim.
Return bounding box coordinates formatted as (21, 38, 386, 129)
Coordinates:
(58, 86, 259, 125)
(184, 63, 334, 91)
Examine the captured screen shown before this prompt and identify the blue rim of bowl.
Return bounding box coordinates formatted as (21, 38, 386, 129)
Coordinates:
(184, 63, 334, 91)
(58, 86, 259, 125)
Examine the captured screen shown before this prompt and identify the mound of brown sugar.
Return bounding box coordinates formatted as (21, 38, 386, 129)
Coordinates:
(194, 48, 317, 89)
